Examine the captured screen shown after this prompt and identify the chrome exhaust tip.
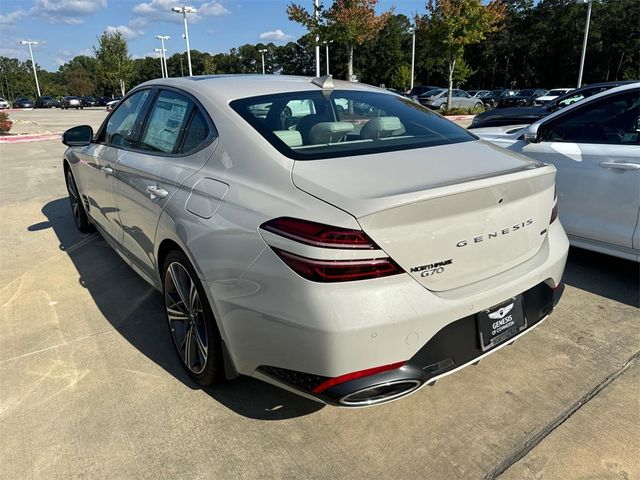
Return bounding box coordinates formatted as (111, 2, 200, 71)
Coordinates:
(339, 379, 421, 406)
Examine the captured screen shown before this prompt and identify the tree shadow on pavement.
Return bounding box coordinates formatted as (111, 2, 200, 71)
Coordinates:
(562, 247, 639, 308)
(33, 197, 324, 420)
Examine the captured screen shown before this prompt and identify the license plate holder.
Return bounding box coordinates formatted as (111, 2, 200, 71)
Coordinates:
(477, 295, 526, 351)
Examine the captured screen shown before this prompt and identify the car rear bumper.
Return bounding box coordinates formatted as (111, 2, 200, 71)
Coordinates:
(206, 221, 568, 405)
(257, 281, 563, 406)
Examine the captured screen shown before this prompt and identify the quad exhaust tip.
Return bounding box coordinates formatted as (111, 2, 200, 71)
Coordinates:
(339, 379, 422, 406)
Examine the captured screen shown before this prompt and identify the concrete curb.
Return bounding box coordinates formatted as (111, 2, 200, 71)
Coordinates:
(444, 115, 476, 121)
(0, 132, 62, 144)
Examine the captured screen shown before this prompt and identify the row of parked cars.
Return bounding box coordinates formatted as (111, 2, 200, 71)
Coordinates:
(0, 95, 120, 109)
(407, 86, 575, 110)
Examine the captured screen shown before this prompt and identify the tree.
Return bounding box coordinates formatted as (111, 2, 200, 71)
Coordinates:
(287, 0, 392, 81)
(66, 67, 94, 96)
(423, 0, 504, 108)
(94, 31, 133, 96)
(390, 65, 411, 91)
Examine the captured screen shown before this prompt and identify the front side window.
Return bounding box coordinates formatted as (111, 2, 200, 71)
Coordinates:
(544, 90, 639, 145)
(104, 89, 151, 148)
(231, 89, 475, 160)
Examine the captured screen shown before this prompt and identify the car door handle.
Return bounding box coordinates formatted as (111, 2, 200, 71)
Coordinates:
(101, 166, 113, 174)
(599, 162, 640, 171)
(146, 185, 169, 199)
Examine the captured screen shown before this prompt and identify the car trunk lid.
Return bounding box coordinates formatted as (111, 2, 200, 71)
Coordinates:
(291, 140, 556, 291)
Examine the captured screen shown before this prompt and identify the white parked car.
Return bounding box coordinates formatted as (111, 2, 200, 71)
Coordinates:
(0, 97, 9, 109)
(61, 75, 568, 406)
(474, 83, 640, 262)
(533, 88, 575, 106)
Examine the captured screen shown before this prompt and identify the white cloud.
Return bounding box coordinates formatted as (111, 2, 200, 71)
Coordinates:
(132, 0, 229, 26)
(259, 29, 292, 42)
(105, 24, 144, 40)
(0, 10, 27, 25)
(31, 0, 107, 24)
(199, 2, 230, 16)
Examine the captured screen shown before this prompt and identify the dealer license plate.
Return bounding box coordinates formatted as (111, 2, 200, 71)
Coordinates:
(477, 295, 526, 351)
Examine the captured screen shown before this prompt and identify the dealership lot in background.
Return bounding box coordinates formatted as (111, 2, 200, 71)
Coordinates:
(0, 109, 638, 479)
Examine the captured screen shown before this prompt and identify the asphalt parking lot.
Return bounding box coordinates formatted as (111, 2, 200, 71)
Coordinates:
(1, 109, 638, 480)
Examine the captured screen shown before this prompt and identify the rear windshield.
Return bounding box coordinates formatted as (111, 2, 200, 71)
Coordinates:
(230, 90, 475, 160)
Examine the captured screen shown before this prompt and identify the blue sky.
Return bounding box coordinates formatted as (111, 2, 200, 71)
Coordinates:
(0, 0, 420, 71)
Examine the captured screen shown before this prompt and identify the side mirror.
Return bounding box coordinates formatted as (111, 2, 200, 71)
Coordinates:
(523, 123, 541, 143)
(62, 125, 93, 147)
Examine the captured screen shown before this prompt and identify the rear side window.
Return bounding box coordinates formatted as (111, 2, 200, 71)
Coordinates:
(230, 89, 475, 160)
(181, 109, 210, 153)
(104, 90, 151, 148)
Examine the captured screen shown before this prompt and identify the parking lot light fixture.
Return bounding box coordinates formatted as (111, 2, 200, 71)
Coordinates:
(407, 27, 416, 91)
(258, 48, 268, 75)
(20, 40, 41, 97)
(154, 48, 165, 77)
(172, 6, 196, 76)
(156, 35, 170, 78)
(577, 0, 592, 88)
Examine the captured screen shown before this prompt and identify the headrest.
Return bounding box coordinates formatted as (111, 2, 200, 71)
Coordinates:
(274, 130, 303, 148)
(309, 122, 355, 144)
(359, 116, 403, 140)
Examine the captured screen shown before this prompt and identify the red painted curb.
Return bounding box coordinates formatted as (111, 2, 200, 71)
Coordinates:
(0, 132, 62, 144)
(444, 115, 476, 121)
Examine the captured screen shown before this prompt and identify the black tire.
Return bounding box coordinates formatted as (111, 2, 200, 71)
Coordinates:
(64, 168, 92, 233)
(162, 250, 224, 386)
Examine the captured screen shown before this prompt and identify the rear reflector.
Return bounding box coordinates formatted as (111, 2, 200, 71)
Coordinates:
(261, 217, 377, 249)
(272, 248, 401, 282)
(312, 361, 406, 394)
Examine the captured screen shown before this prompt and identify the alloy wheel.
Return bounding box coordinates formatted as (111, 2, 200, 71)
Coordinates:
(164, 262, 208, 375)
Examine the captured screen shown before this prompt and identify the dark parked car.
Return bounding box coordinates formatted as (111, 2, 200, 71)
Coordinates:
(35, 96, 57, 108)
(13, 97, 34, 108)
(496, 89, 548, 108)
(97, 96, 113, 106)
(82, 96, 98, 107)
(480, 89, 518, 109)
(469, 81, 638, 129)
(408, 85, 439, 100)
(60, 96, 83, 109)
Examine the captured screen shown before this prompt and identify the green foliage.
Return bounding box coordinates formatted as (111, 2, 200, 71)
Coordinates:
(441, 104, 485, 115)
(94, 31, 133, 96)
(390, 65, 412, 91)
(287, 0, 392, 79)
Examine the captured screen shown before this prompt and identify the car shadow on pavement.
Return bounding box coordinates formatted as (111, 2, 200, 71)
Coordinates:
(33, 197, 324, 420)
(562, 247, 639, 307)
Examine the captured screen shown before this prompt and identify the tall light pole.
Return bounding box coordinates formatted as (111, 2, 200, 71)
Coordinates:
(314, 0, 320, 77)
(322, 40, 333, 75)
(155, 49, 165, 77)
(407, 26, 416, 91)
(258, 48, 267, 75)
(577, 0, 592, 88)
(20, 40, 41, 97)
(156, 35, 170, 78)
(172, 6, 196, 77)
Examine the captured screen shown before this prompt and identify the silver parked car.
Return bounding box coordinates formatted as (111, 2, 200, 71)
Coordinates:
(474, 83, 640, 262)
(62, 75, 568, 406)
(417, 88, 485, 110)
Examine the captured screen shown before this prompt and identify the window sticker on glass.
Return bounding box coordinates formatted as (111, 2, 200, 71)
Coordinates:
(143, 95, 189, 153)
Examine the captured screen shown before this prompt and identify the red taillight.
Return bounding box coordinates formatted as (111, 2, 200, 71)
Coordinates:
(312, 361, 406, 394)
(261, 217, 377, 249)
(272, 248, 401, 282)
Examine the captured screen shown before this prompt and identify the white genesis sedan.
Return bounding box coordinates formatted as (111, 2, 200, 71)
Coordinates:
(61, 75, 568, 407)
(474, 83, 640, 262)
